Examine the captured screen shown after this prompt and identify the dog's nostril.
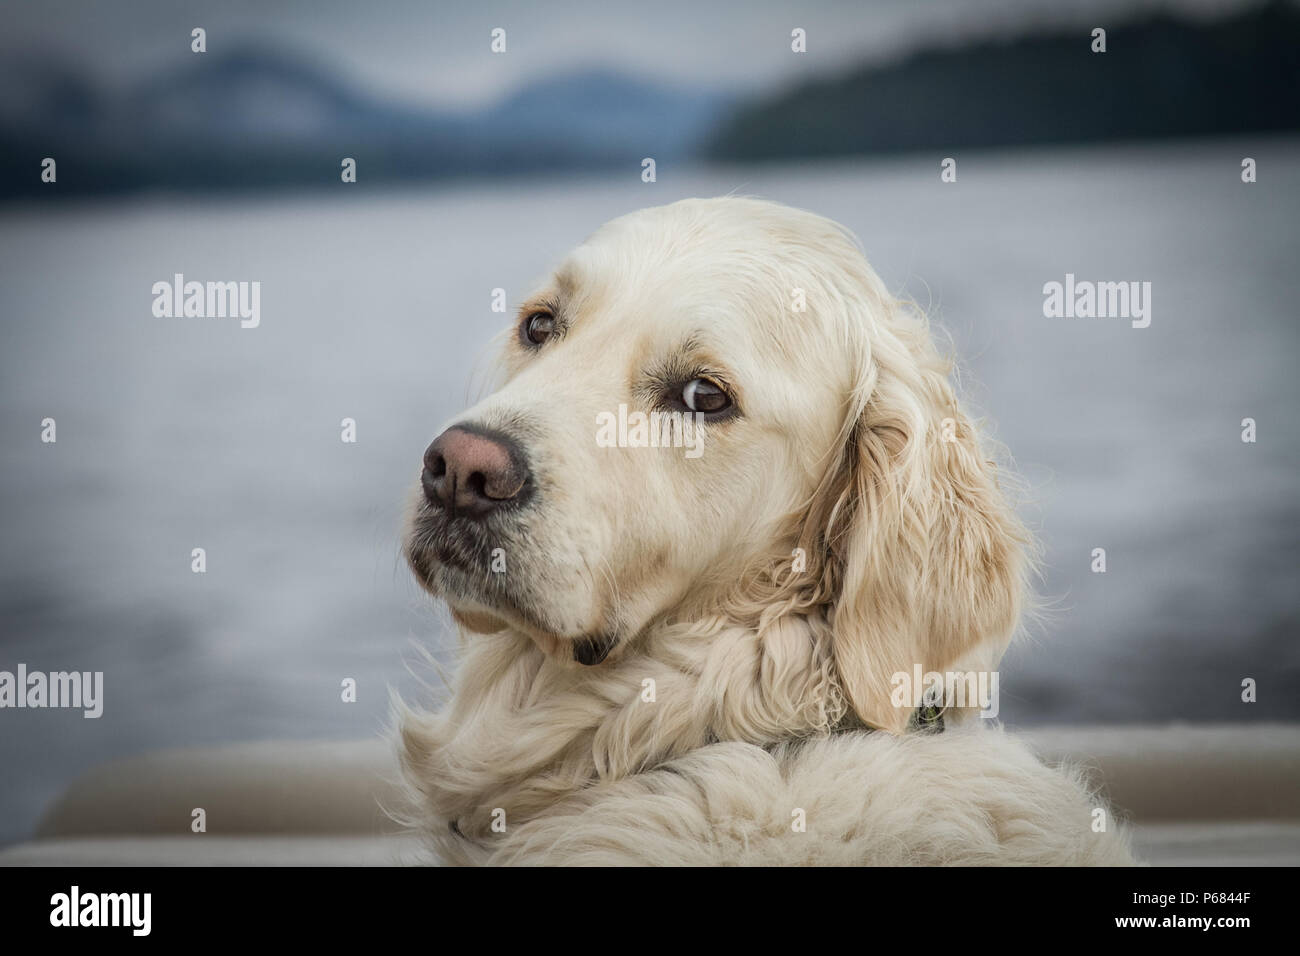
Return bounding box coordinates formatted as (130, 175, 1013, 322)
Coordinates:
(422, 443, 448, 482)
(464, 471, 488, 499)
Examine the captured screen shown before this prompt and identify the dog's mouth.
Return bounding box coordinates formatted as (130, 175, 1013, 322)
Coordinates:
(406, 504, 620, 665)
(405, 507, 491, 578)
(570, 633, 618, 666)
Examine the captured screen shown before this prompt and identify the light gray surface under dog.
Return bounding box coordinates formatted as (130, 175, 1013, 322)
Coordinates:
(1, 724, 1297, 865)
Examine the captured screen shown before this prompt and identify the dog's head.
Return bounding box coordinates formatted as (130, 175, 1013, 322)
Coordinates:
(405, 197, 1029, 733)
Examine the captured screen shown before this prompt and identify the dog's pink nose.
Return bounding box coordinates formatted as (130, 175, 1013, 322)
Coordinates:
(422, 426, 529, 518)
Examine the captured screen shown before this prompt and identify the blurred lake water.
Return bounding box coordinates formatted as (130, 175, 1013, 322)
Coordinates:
(2, 137, 1298, 846)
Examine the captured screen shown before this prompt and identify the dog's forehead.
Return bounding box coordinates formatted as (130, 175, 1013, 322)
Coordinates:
(561, 229, 716, 299)
(574, 205, 767, 276)
(555, 253, 779, 371)
(556, 215, 802, 341)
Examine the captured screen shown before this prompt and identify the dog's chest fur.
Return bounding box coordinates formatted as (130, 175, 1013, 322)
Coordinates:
(397, 626, 1133, 866)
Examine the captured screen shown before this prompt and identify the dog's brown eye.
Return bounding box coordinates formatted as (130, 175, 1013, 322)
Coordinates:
(682, 378, 730, 414)
(523, 312, 555, 346)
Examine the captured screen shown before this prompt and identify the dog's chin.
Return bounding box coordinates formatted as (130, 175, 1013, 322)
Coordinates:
(448, 606, 511, 635)
(446, 598, 620, 666)
(407, 534, 620, 666)
(408, 512, 626, 671)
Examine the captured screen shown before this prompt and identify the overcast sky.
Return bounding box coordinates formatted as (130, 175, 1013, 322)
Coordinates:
(2, 0, 1261, 108)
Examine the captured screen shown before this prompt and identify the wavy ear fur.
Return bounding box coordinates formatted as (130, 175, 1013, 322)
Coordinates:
(808, 300, 1031, 735)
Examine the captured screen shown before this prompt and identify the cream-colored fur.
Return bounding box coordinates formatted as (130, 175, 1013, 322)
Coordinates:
(396, 197, 1135, 866)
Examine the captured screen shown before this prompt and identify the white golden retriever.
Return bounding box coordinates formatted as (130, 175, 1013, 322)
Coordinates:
(397, 197, 1134, 866)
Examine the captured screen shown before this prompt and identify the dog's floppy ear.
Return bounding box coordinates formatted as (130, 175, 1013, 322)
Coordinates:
(810, 307, 1029, 734)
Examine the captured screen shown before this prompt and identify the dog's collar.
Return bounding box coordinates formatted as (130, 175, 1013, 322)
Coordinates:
(908, 705, 946, 734)
(829, 706, 946, 735)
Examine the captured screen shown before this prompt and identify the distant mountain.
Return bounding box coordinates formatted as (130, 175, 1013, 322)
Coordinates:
(4, 1, 1297, 202)
(484, 69, 726, 156)
(0, 48, 733, 200)
(121, 47, 386, 144)
(709, 0, 1300, 161)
